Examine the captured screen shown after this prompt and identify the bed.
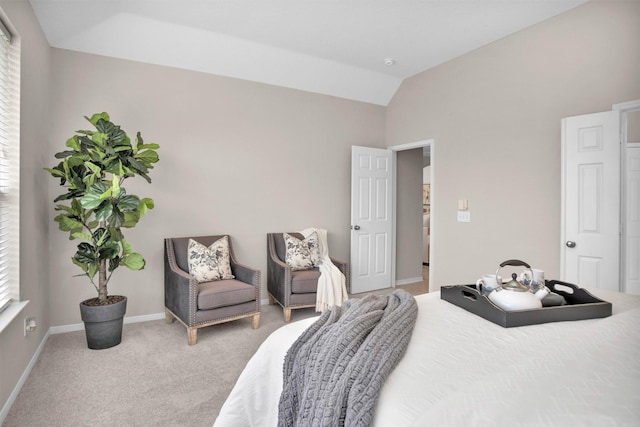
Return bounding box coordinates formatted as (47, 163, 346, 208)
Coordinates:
(214, 288, 640, 426)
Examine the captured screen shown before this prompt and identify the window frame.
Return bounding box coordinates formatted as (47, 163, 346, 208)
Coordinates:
(0, 11, 22, 332)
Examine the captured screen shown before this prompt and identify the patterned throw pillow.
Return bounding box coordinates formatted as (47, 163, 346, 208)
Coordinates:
(187, 236, 235, 283)
(283, 232, 321, 271)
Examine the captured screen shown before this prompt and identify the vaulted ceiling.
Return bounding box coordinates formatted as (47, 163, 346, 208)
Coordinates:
(29, 0, 587, 105)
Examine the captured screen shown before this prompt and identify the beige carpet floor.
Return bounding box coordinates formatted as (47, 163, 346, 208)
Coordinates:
(3, 304, 320, 427)
(3, 277, 427, 427)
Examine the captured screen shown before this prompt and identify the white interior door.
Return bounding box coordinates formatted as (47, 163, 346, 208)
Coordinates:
(625, 146, 640, 294)
(561, 110, 620, 290)
(350, 146, 393, 293)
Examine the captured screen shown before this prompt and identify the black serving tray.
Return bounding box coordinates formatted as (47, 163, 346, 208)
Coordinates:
(440, 280, 612, 327)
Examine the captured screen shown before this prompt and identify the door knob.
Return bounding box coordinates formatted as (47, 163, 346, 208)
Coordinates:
(352, 225, 361, 230)
(566, 241, 576, 248)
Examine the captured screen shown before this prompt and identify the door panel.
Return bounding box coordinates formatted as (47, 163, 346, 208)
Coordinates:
(350, 146, 393, 293)
(561, 111, 620, 290)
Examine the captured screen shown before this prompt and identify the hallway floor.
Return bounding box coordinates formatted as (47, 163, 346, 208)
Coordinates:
(352, 266, 430, 298)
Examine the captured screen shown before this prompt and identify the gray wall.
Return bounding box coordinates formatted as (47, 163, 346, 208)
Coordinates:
(387, 0, 640, 290)
(0, 0, 50, 412)
(46, 48, 386, 326)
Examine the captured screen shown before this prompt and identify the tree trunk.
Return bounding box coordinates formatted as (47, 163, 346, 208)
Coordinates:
(98, 259, 108, 303)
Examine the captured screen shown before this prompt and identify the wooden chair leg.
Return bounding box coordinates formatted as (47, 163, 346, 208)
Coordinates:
(187, 327, 197, 346)
(284, 307, 292, 323)
(165, 308, 174, 324)
(252, 313, 260, 329)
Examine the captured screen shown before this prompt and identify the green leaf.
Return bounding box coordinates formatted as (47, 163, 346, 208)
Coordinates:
(54, 150, 75, 160)
(109, 256, 121, 272)
(121, 211, 140, 228)
(91, 132, 106, 147)
(54, 214, 84, 233)
(116, 194, 140, 212)
(65, 136, 81, 151)
(137, 198, 154, 218)
(44, 167, 65, 179)
(94, 202, 113, 222)
(137, 171, 152, 184)
(135, 150, 159, 166)
(141, 198, 154, 209)
(121, 239, 133, 256)
(80, 192, 105, 210)
(105, 159, 124, 176)
(74, 242, 97, 263)
(66, 155, 86, 169)
(137, 143, 160, 150)
(98, 241, 120, 260)
(92, 227, 110, 246)
(105, 206, 124, 227)
(113, 145, 131, 153)
(110, 227, 124, 241)
(82, 173, 96, 189)
(84, 161, 102, 176)
(78, 135, 97, 148)
(53, 190, 83, 203)
(111, 129, 126, 143)
(126, 156, 148, 174)
(71, 257, 89, 273)
(95, 118, 115, 135)
(86, 112, 110, 126)
(121, 252, 145, 270)
(71, 232, 92, 241)
(54, 204, 74, 213)
(111, 175, 120, 197)
(71, 198, 85, 217)
(87, 263, 98, 279)
(88, 149, 105, 163)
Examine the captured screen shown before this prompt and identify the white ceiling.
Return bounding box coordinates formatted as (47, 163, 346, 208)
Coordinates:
(29, 0, 588, 106)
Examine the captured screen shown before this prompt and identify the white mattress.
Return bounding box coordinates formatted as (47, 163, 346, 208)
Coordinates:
(214, 289, 640, 426)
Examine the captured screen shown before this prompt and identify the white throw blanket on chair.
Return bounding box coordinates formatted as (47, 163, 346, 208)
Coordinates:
(301, 228, 348, 312)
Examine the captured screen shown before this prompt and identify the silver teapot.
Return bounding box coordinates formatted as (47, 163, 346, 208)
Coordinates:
(488, 259, 549, 311)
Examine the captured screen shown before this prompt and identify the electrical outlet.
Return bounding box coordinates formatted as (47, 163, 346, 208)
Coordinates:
(457, 210, 471, 223)
(24, 317, 36, 336)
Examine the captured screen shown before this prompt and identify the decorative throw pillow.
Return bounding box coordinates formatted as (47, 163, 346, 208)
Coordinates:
(187, 236, 235, 283)
(283, 232, 321, 271)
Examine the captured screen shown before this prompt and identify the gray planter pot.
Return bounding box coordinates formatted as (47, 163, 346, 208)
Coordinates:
(79, 296, 127, 350)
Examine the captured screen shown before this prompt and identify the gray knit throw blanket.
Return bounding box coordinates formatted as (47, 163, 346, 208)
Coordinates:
(277, 289, 418, 427)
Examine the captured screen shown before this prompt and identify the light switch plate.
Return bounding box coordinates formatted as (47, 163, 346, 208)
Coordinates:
(457, 210, 471, 222)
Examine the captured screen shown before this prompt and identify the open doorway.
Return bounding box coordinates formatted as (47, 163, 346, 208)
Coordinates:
(390, 139, 434, 292)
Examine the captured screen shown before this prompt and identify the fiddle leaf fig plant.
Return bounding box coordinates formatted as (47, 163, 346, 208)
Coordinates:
(45, 113, 160, 304)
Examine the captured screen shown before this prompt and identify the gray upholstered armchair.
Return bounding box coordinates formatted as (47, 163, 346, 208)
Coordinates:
(267, 232, 349, 322)
(164, 235, 260, 345)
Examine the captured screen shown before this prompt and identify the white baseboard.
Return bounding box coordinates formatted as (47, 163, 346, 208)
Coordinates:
(395, 276, 423, 286)
(49, 312, 166, 335)
(125, 312, 166, 324)
(0, 328, 50, 425)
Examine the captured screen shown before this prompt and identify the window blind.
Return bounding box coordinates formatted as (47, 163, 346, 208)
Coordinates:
(0, 17, 18, 315)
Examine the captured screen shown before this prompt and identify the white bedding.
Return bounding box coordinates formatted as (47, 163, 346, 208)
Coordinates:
(214, 289, 640, 426)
